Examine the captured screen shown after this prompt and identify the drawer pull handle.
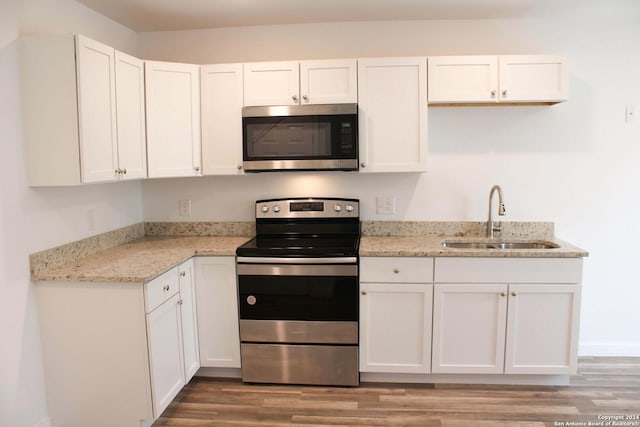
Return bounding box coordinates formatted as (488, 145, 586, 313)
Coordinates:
(178, 299, 183, 305)
(511, 291, 518, 297)
(393, 268, 399, 274)
(361, 291, 367, 295)
(163, 285, 170, 291)
(500, 292, 507, 297)
(180, 271, 186, 277)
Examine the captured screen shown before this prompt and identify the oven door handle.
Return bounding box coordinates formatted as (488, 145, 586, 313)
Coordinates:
(237, 263, 357, 277)
(236, 257, 357, 264)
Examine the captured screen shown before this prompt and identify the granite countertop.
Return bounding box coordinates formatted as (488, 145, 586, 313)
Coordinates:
(360, 236, 588, 258)
(31, 236, 251, 283)
(30, 221, 588, 284)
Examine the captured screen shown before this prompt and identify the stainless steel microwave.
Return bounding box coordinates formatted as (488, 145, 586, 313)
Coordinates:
(242, 104, 358, 172)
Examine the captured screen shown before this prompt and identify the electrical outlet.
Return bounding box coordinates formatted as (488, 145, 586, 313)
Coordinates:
(179, 199, 192, 217)
(376, 196, 396, 215)
(626, 105, 636, 123)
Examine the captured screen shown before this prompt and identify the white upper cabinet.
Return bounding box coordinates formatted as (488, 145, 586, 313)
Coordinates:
(145, 61, 202, 178)
(21, 34, 146, 186)
(243, 59, 357, 106)
(428, 54, 567, 104)
(499, 55, 568, 103)
(243, 61, 300, 106)
(201, 64, 244, 175)
(299, 59, 358, 104)
(357, 57, 428, 173)
(114, 51, 147, 180)
(75, 35, 119, 183)
(428, 55, 499, 103)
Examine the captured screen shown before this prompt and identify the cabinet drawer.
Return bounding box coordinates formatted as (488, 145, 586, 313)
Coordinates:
(145, 267, 180, 313)
(434, 257, 583, 284)
(360, 257, 433, 283)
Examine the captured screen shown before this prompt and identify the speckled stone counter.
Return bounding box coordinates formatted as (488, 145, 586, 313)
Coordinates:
(31, 236, 250, 283)
(30, 221, 587, 284)
(360, 236, 588, 258)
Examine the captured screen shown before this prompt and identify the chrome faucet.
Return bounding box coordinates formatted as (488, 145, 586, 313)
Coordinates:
(487, 185, 506, 238)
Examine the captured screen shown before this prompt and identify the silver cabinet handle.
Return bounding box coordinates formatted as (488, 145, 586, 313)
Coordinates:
(360, 162, 366, 168)
(502, 90, 508, 97)
(121, 168, 127, 175)
(178, 299, 183, 305)
(491, 90, 497, 97)
(292, 94, 298, 102)
(180, 271, 186, 277)
(194, 166, 201, 172)
(361, 291, 367, 295)
(237, 165, 243, 170)
(500, 292, 507, 297)
(163, 285, 170, 291)
(511, 291, 517, 296)
(393, 268, 399, 274)
(302, 94, 309, 101)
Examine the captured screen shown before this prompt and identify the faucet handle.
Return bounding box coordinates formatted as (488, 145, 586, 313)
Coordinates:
(499, 203, 506, 216)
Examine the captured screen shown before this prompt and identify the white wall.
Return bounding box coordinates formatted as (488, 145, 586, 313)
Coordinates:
(0, 1, 142, 426)
(139, 11, 640, 357)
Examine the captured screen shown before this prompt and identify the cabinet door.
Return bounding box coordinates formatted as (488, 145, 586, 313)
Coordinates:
(357, 57, 428, 172)
(427, 55, 499, 103)
(178, 259, 200, 382)
(505, 284, 580, 374)
(114, 51, 147, 180)
(499, 55, 568, 102)
(201, 64, 244, 175)
(145, 61, 201, 178)
(194, 257, 241, 368)
(75, 34, 118, 183)
(243, 61, 300, 106)
(146, 293, 185, 418)
(432, 284, 508, 374)
(300, 59, 357, 104)
(360, 282, 433, 373)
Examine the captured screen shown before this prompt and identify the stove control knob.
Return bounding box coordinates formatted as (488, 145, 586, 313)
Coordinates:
(273, 205, 281, 213)
(261, 206, 269, 213)
(334, 204, 342, 212)
(345, 204, 354, 212)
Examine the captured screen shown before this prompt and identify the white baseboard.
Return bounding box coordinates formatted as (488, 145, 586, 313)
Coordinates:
(579, 343, 640, 356)
(34, 417, 51, 427)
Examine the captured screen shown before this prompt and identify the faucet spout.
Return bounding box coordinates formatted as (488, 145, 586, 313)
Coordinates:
(487, 185, 506, 238)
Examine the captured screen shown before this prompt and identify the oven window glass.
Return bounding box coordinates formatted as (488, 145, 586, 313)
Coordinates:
(243, 115, 357, 160)
(238, 275, 358, 321)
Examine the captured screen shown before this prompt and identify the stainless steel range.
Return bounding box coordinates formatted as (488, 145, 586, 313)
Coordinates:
(235, 197, 360, 386)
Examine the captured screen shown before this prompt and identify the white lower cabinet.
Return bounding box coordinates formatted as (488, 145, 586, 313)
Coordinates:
(35, 259, 200, 427)
(194, 257, 241, 368)
(178, 259, 200, 381)
(504, 284, 581, 374)
(432, 258, 582, 375)
(146, 289, 185, 418)
(359, 257, 434, 373)
(432, 283, 508, 374)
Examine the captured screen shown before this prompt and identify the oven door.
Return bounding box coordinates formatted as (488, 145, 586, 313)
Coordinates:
(242, 104, 358, 171)
(237, 261, 358, 323)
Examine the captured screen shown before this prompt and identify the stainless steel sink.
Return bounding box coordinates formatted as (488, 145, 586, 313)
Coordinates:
(442, 240, 559, 250)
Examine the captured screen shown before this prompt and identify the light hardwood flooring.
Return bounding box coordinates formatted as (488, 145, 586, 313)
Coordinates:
(154, 357, 640, 427)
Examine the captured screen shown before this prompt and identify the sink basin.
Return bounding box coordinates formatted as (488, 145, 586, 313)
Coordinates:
(442, 240, 559, 250)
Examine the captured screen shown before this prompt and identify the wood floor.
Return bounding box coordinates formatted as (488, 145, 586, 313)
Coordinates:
(154, 357, 640, 427)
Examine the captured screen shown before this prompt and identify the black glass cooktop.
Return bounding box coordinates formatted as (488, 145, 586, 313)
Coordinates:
(236, 235, 360, 258)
